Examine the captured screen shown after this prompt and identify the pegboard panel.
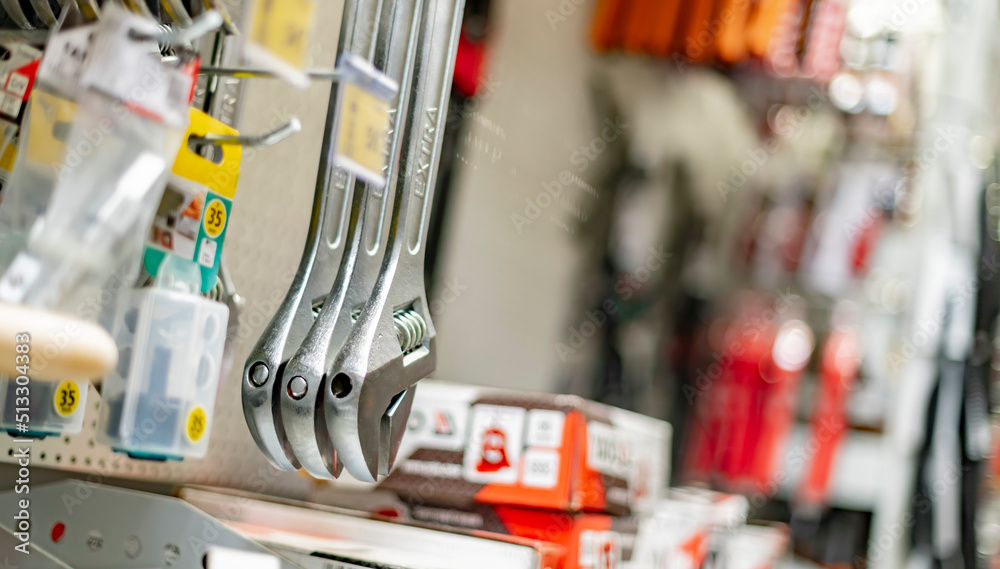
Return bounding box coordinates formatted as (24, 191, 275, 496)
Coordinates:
(0, 0, 354, 500)
(3, 386, 315, 496)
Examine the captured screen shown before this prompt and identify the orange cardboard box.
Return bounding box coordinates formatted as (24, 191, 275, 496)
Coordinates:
(406, 502, 640, 569)
(376, 380, 671, 515)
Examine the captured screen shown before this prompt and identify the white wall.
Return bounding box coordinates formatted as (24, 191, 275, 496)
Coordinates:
(430, 0, 601, 391)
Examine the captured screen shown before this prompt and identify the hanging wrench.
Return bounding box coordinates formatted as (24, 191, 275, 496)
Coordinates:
(241, 0, 381, 471)
(324, 0, 464, 482)
(278, 0, 418, 479)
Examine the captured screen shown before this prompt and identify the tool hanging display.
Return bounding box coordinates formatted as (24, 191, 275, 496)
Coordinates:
(241, 0, 463, 482)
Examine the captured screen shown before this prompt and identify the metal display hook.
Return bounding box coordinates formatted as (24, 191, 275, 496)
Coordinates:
(189, 118, 303, 148)
(199, 66, 343, 81)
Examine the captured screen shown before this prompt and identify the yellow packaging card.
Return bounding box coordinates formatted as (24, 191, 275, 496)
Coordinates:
(172, 108, 241, 199)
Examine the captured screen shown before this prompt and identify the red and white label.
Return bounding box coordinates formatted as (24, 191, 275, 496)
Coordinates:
(462, 404, 525, 484)
(579, 530, 622, 569)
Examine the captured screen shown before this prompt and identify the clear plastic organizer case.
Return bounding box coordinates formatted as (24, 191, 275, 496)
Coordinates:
(97, 287, 228, 460)
(0, 377, 89, 437)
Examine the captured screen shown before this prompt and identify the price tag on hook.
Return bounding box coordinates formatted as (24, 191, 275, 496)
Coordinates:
(242, 0, 317, 88)
(330, 54, 399, 189)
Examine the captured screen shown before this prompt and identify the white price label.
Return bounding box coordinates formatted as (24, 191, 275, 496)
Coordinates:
(7, 72, 29, 97)
(198, 238, 218, 268)
(0, 92, 21, 118)
(520, 448, 560, 488)
(525, 409, 565, 448)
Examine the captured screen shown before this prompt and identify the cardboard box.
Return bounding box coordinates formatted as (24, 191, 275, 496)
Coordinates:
(402, 498, 725, 569)
(377, 380, 671, 515)
(405, 502, 638, 569)
(627, 488, 748, 569)
(724, 524, 789, 569)
(663, 487, 749, 569)
(181, 488, 561, 569)
(627, 505, 713, 569)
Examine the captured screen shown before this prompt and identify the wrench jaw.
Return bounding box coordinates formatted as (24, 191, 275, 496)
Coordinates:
(327, 313, 436, 482)
(382, 387, 417, 475)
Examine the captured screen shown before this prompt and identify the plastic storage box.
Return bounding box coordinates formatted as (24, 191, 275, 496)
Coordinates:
(0, 377, 88, 437)
(97, 286, 228, 460)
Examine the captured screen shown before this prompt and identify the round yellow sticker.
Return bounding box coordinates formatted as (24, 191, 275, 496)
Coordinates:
(53, 381, 80, 416)
(203, 199, 227, 238)
(186, 407, 208, 442)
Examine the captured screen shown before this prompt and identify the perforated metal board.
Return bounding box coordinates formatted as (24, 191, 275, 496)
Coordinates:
(1, 0, 354, 500)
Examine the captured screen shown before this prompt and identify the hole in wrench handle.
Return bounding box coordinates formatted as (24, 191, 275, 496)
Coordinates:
(330, 373, 353, 399)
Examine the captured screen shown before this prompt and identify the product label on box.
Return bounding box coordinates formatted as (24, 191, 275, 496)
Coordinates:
(579, 530, 622, 569)
(461, 404, 570, 489)
(631, 516, 709, 569)
(521, 448, 560, 488)
(526, 409, 565, 448)
(463, 405, 525, 484)
(586, 421, 635, 478)
(405, 403, 467, 450)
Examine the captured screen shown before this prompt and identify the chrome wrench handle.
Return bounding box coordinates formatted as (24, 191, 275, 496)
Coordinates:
(241, 0, 379, 471)
(325, 0, 464, 482)
(277, 0, 419, 478)
(276, 181, 366, 479)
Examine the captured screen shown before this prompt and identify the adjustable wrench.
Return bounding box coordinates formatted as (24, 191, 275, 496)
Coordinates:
(277, 0, 417, 479)
(324, 0, 463, 482)
(241, 0, 381, 471)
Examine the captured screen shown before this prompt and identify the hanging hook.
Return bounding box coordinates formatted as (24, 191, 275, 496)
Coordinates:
(189, 118, 303, 148)
(199, 66, 342, 81)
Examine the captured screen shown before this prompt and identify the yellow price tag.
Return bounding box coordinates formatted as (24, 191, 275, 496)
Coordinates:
(336, 82, 392, 182)
(251, 0, 315, 69)
(186, 407, 207, 442)
(203, 199, 227, 238)
(53, 381, 80, 416)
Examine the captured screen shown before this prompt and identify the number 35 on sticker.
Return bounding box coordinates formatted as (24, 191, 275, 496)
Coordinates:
(54, 381, 81, 416)
(203, 199, 227, 238)
(186, 407, 208, 442)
